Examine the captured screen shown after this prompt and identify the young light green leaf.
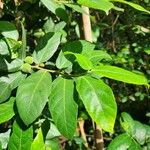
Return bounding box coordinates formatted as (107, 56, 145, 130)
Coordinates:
(0, 21, 19, 40)
(77, 0, 114, 14)
(92, 65, 148, 85)
(111, 0, 150, 14)
(0, 97, 15, 124)
(107, 133, 142, 150)
(33, 32, 61, 64)
(0, 80, 11, 103)
(16, 71, 52, 125)
(49, 77, 78, 139)
(76, 76, 117, 132)
(8, 121, 33, 150)
(31, 128, 45, 150)
(41, 0, 68, 21)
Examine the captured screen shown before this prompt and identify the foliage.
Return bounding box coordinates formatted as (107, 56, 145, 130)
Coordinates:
(0, 0, 150, 149)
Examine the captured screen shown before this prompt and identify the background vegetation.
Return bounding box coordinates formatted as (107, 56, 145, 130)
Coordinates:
(0, 0, 150, 149)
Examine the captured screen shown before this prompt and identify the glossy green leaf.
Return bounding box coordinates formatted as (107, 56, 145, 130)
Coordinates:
(92, 65, 148, 85)
(76, 76, 117, 132)
(8, 121, 33, 150)
(0, 97, 15, 124)
(33, 32, 61, 64)
(0, 80, 11, 103)
(107, 133, 142, 150)
(31, 128, 45, 150)
(111, 0, 150, 14)
(0, 21, 19, 40)
(78, 0, 114, 14)
(49, 77, 78, 138)
(16, 71, 52, 125)
(41, 0, 68, 21)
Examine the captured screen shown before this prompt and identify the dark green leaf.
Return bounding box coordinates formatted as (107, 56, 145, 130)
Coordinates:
(0, 21, 19, 40)
(16, 71, 52, 125)
(8, 121, 33, 150)
(92, 65, 148, 85)
(33, 32, 61, 64)
(41, 0, 68, 22)
(0, 97, 15, 124)
(0, 58, 23, 73)
(0, 39, 9, 56)
(49, 77, 78, 138)
(76, 76, 117, 132)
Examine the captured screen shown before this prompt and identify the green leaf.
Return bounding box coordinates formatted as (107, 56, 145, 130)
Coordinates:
(92, 65, 148, 85)
(31, 128, 45, 150)
(0, 80, 11, 103)
(85, 50, 112, 65)
(63, 40, 95, 54)
(111, 0, 150, 14)
(77, 0, 114, 14)
(0, 58, 23, 73)
(56, 51, 72, 69)
(33, 32, 61, 64)
(41, 0, 68, 22)
(65, 3, 87, 14)
(49, 77, 78, 138)
(0, 21, 19, 40)
(16, 71, 52, 125)
(8, 121, 33, 150)
(0, 97, 15, 124)
(0, 72, 26, 90)
(107, 133, 142, 150)
(121, 113, 147, 145)
(0, 39, 9, 56)
(64, 52, 93, 70)
(75, 54, 93, 70)
(76, 76, 117, 132)
(0, 129, 11, 149)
